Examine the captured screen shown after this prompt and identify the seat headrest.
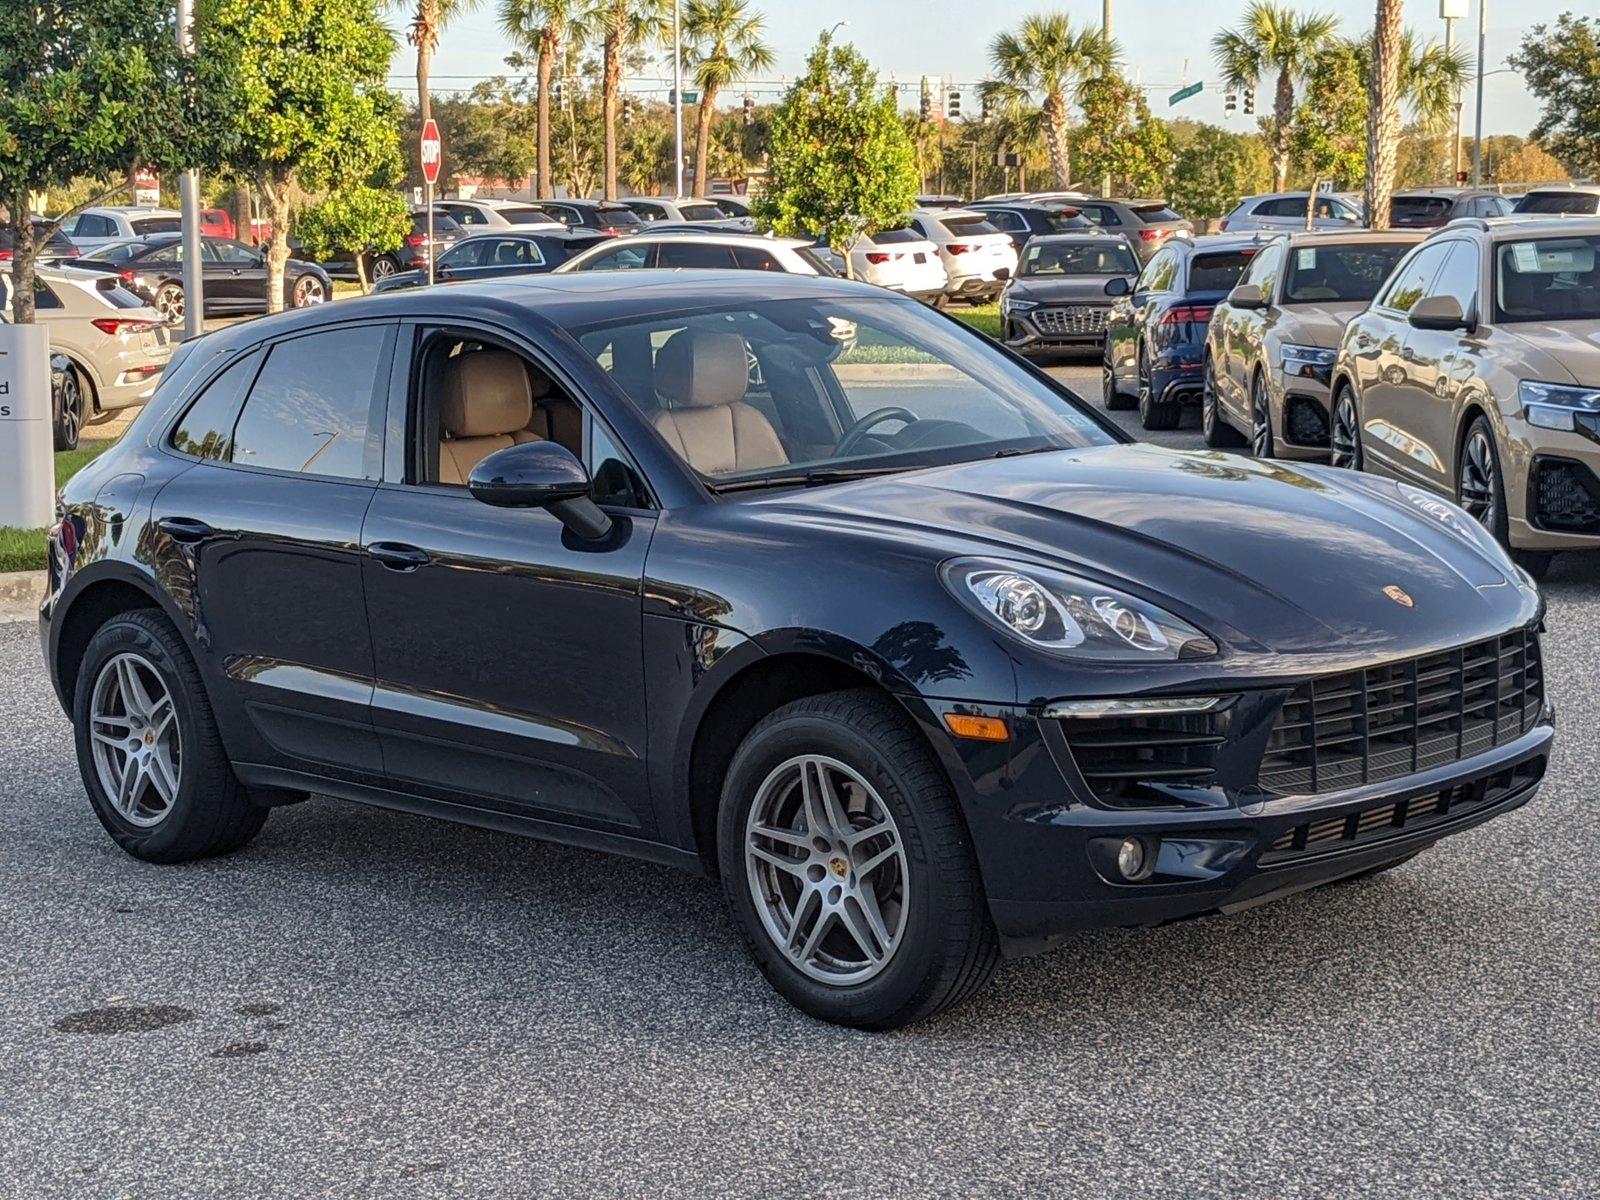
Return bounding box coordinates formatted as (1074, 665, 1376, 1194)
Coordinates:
(440, 350, 533, 437)
(655, 328, 748, 409)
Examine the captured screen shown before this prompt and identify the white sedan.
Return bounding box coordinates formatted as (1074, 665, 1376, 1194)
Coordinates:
(555, 231, 837, 276)
(848, 229, 948, 301)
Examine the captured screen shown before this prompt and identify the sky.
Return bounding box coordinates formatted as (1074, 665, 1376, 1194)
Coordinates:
(398, 0, 1567, 137)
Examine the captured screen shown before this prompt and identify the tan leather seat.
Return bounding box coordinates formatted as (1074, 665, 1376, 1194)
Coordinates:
(511, 364, 583, 450)
(438, 350, 534, 485)
(649, 329, 787, 476)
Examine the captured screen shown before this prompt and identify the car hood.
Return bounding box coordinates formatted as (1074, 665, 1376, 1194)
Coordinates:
(1008, 276, 1127, 304)
(1280, 300, 1366, 347)
(775, 444, 1535, 675)
(1496, 321, 1600, 386)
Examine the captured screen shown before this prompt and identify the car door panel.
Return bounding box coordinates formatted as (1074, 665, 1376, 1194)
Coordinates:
(1358, 242, 1453, 483)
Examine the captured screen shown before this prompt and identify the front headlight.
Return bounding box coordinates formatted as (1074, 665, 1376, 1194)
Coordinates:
(1002, 296, 1037, 314)
(941, 558, 1218, 662)
(1280, 343, 1337, 377)
(1520, 380, 1600, 431)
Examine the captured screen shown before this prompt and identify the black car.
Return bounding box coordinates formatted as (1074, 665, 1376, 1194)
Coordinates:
(318, 210, 467, 283)
(43, 272, 1550, 1029)
(1104, 234, 1265, 430)
(0, 217, 81, 265)
(999, 233, 1140, 357)
(970, 202, 1093, 257)
(76, 234, 333, 324)
(371, 228, 609, 292)
(534, 198, 644, 236)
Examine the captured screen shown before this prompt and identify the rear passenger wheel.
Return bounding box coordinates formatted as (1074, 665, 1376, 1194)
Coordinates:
(73, 611, 268, 863)
(1249, 372, 1275, 458)
(370, 255, 398, 280)
(718, 689, 998, 1030)
(52, 359, 85, 452)
(1138, 344, 1179, 430)
(154, 283, 184, 326)
(290, 275, 326, 308)
(1458, 415, 1553, 580)
(1201, 354, 1244, 448)
(1103, 343, 1135, 411)
(1330, 384, 1364, 471)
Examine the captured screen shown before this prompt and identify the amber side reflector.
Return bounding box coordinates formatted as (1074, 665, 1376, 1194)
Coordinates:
(943, 714, 1010, 742)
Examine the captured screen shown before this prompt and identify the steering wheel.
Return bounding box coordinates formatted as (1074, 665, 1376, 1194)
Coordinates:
(835, 407, 919, 457)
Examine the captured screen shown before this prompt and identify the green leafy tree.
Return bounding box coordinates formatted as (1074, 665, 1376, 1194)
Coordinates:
(0, 1, 205, 321)
(754, 34, 917, 265)
(1170, 125, 1274, 220)
(980, 14, 1115, 190)
(1072, 75, 1175, 198)
(1508, 14, 1600, 179)
(681, 0, 774, 199)
(501, 0, 586, 198)
(296, 187, 412, 293)
(1212, 2, 1339, 192)
(1290, 42, 1367, 225)
(199, 0, 403, 312)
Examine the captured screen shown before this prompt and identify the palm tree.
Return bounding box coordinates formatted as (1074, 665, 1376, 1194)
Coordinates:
(980, 14, 1115, 191)
(1364, 0, 1404, 230)
(680, 0, 773, 198)
(399, 0, 483, 127)
(1212, 2, 1339, 191)
(501, 0, 586, 198)
(585, 0, 668, 199)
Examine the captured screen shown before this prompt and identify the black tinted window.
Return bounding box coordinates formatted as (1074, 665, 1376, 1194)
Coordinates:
(230, 326, 388, 479)
(1187, 250, 1257, 292)
(870, 228, 921, 245)
(731, 246, 781, 271)
(587, 417, 649, 508)
(1514, 192, 1600, 215)
(658, 242, 737, 269)
(597, 207, 643, 228)
(170, 352, 260, 460)
(939, 214, 1000, 237)
(1131, 204, 1182, 223)
(131, 217, 182, 235)
(1390, 196, 1453, 226)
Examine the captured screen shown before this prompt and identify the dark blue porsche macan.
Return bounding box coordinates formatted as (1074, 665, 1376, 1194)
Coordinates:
(42, 272, 1553, 1028)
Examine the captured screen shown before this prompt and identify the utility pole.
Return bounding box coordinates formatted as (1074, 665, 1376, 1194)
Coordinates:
(1441, 1, 1466, 182)
(1100, 0, 1113, 198)
(673, 0, 684, 196)
(1471, 0, 1487, 186)
(177, 0, 203, 340)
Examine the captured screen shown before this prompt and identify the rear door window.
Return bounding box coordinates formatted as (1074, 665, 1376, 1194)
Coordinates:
(229, 325, 392, 479)
(658, 241, 738, 269)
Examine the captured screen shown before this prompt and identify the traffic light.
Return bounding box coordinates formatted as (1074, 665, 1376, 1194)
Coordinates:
(946, 89, 961, 120)
(742, 95, 755, 125)
(980, 91, 994, 121)
(622, 96, 637, 125)
(920, 92, 936, 122)
(920, 75, 939, 123)
(1224, 89, 1237, 116)
(1242, 86, 1255, 115)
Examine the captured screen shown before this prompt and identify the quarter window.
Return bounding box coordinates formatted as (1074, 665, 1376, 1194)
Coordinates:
(169, 352, 260, 460)
(230, 326, 389, 479)
(1378, 242, 1451, 313)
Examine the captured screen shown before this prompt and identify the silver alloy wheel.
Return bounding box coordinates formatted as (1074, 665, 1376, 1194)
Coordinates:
(1250, 375, 1272, 458)
(1459, 427, 1499, 530)
(1201, 358, 1219, 437)
(744, 754, 909, 985)
(293, 276, 326, 307)
(1331, 390, 1361, 470)
(56, 367, 83, 446)
(89, 652, 181, 828)
(155, 283, 184, 325)
(370, 256, 396, 279)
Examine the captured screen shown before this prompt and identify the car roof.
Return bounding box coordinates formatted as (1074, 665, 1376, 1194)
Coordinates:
(616, 231, 808, 249)
(456, 227, 587, 240)
(1477, 215, 1600, 238)
(1280, 228, 1426, 246)
(549, 198, 632, 210)
(1023, 231, 1127, 244)
(1178, 233, 1277, 254)
(84, 206, 184, 218)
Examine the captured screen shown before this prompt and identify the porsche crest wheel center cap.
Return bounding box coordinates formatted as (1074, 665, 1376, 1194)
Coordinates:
(828, 856, 849, 880)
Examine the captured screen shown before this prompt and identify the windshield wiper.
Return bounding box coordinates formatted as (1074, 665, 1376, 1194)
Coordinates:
(706, 465, 910, 493)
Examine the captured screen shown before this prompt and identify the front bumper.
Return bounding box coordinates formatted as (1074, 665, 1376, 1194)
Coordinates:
(915, 632, 1553, 951)
(1005, 305, 1112, 350)
(1271, 365, 1335, 461)
(1505, 423, 1600, 552)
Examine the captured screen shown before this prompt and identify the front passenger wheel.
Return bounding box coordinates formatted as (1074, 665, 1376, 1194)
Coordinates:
(1330, 384, 1364, 471)
(1458, 414, 1554, 580)
(1249, 372, 1275, 458)
(73, 611, 269, 863)
(718, 689, 998, 1030)
(1202, 354, 1244, 448)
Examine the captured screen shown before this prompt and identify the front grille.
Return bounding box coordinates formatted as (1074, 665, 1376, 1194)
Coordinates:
(1260, 757, 1545, 864)
(1531, 456, 1600, 534)
(1060, 710, 1226, 806)
(1257, 629, 1544, 796)
(1284, 394, 1331, 447)
(1033, 305, 1109, 335)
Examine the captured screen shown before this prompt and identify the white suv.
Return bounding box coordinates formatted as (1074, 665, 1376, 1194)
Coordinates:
(58, 207, 184, 252)
(432, 198, 565, 230)
(848, 229, 948, 300)
(907, 208, 1018, 304)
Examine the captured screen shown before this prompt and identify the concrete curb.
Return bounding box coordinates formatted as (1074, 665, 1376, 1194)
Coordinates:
(0, 570, 45, 625)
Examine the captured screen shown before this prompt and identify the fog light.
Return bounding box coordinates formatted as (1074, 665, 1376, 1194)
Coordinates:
(1116, 837, 1154, 881)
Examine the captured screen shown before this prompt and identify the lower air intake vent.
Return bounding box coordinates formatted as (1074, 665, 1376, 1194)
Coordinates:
(1059, 710, 1226, 807)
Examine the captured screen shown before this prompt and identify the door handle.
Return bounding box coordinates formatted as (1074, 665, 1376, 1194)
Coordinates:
(156, 516, 214, 543)
(368, 541, 431, 571)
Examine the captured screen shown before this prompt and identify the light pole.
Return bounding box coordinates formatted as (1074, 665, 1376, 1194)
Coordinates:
(1440, 0, 1466, 182)
(177, 0, 203, 340)
(1472, 0, 1487, 186)
(1101, 0, 1112, 198)
(673, 0, 684, 197)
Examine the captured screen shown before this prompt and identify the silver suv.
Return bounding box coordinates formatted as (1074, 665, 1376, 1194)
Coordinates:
(1330, 216, 1600, 578)
(1221, 192, 1364, 233)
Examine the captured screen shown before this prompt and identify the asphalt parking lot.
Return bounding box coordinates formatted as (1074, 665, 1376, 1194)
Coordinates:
(7, 353, 1597, 1198)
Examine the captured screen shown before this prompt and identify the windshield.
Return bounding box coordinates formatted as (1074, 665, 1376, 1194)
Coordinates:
(1284, 242, 1413, 303)
(1514, 192, 1599, 215)
(570, 296, 1114, 488)
(1494, 235, 1600, 322)
(1390, 196, 1453, 226)
(1020, 240, 1137, 277)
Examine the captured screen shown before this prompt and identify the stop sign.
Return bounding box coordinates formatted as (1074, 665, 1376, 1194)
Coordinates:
(419, 118, 442, 186)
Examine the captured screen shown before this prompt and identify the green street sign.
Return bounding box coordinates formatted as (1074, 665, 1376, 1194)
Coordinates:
(1168, 81, 1203, 107)
(670, 89, 700, 105)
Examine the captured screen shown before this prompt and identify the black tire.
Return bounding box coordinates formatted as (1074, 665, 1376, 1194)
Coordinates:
(1201, 354, 1245, 448)
(1138, 347, 1180, 430)
(52, 358, 85, 452)
(72, 610, 268, 863)
(1457, 414, 1555, 580)
(1103, 341, 1136, 411)
(1330, 382, 1364, 471)
(1249, 371, 1276, 458)
(717, 689, 999, 1030)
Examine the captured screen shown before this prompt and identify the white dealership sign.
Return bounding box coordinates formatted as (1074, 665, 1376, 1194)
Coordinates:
(0, 324, 54, 531)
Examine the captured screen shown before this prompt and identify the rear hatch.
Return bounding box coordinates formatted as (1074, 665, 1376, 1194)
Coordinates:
(937, 213, 1016, 269)
(1128, 202, 1193, 251)
(1391, 194, 1454, 228)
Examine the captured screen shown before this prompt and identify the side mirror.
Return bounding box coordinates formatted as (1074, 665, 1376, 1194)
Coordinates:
(1408, 294, 1471, 331)
(468, 440, 613, 540)
(1104, 276, 1132, 297)
(1228, 283, 1266, 309)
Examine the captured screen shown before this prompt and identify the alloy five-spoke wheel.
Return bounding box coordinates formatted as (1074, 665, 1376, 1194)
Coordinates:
(155, 283, 185, 325)
(1250, 373, 1274, 459)
(292, 276, 327, 308)
(53, 362, 84, 451)
(1458, 423, 1500, 531)
(1331, 387, 1362, 470)
(89, 652, 181, 827)
(744, 754, 909, 984)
